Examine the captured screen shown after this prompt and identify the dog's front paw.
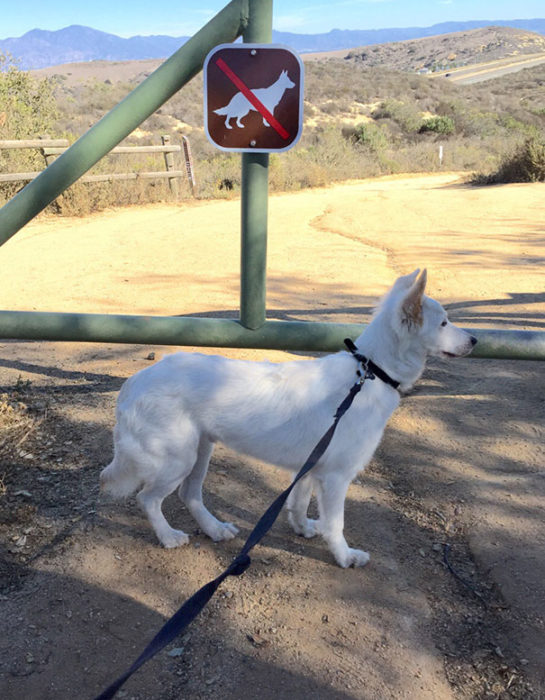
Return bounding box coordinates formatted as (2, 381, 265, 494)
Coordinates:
(335, 547, 370, 569)
(209, 521, 239, 542)
(294, 518, 321, 539)
(160, 529, 190, 549)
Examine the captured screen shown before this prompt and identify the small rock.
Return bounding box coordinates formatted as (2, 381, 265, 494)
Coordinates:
(247, 633, 268, 648)
(146, 352, 155, 361)
(167, 647, 185, 658)
(322, 614, 329, 623)
(419, 548, 426, 557)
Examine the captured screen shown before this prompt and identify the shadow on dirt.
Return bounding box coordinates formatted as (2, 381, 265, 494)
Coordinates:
(0, 568, 359, 700)
(0, 289, 543, 698)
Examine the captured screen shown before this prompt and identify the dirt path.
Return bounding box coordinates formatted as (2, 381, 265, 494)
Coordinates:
(433, 52, 545, 84)
(0, 173, 544, 699)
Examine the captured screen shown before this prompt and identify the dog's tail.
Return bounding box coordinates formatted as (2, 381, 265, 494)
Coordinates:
(213, 106, 229, 115)
(99, 451, 143, 499)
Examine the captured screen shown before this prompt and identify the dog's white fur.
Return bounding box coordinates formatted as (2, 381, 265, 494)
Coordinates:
(100, 270, 476, 567)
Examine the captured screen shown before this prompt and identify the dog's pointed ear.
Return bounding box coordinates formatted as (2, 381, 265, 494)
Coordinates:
(401, 269, 427, 326)
(393, 269, 420, 291)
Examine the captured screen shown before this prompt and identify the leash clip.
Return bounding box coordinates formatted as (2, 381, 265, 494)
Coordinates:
(357, 359, 375, 385)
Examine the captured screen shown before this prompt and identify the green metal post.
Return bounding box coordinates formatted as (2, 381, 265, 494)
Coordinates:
(0, 0, 250, 245)
(239, 0, 273, 329)
(240, 153, 269, 329)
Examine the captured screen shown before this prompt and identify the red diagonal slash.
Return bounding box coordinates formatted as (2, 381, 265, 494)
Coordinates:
(215, 57, 290, 140)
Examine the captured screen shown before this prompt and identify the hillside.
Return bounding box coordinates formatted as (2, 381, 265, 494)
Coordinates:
(345, 26, 545, 72)
(1, 19, 545, 69)
(2, 25, 545, 210)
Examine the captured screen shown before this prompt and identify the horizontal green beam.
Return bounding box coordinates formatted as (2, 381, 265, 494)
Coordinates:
(0, 311, 544, 358)
(0, 0, 249, 245)
(0, 312, 356, 352)
(467, 328, 545, 360)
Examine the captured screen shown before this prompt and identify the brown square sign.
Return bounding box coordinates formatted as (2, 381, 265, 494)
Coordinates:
(204, 43, 304, 153)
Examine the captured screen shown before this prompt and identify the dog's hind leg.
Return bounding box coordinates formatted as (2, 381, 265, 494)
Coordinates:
(137, 473, 191, 549)
(315, 474, 370, 568)
(178, 437, 239, 542)
(287, 475, 320, 538)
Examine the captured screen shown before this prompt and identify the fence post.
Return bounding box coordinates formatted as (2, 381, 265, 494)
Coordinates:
(161, 134, 180, 200)
(239, 0, 273, 331)
(40, 135, 56, 168)
(181, 135, 196, 195)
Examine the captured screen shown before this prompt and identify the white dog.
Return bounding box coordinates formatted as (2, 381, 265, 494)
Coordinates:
(100, 270, 476, 567)
(214, 70, 295, 129)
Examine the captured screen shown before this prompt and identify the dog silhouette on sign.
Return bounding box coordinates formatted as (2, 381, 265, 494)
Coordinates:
(214, 70, 295, 129)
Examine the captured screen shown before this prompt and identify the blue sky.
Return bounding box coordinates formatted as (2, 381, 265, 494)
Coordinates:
(2, 0, 544, 39)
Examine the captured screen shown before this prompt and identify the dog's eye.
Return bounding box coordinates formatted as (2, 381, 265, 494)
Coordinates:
(441, 320, 448, 327)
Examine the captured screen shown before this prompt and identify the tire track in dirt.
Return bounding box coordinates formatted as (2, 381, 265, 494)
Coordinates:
(310, 205, 404, 276)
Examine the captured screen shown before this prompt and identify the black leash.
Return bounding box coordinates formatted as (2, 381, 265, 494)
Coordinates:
(94, 341, 396, 700)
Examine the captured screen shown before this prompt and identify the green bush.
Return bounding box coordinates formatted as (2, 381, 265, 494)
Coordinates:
(0, 53, 60, 204)
(372, 99, 423, 133)
(351, 122, 390, 151)
(419, 115, 455, 135)
(0, 54, 58, 140)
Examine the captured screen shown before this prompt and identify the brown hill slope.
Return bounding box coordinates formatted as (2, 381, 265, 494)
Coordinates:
(345, 25, 545, 72)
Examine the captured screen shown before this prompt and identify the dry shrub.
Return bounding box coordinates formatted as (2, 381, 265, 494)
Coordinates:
(0, 390, 36, 465)
(471, 136, 545, 184)
(4, 56, 545, 210)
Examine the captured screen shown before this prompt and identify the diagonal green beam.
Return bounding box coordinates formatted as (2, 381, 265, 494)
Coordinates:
(0, 0, 250, 246)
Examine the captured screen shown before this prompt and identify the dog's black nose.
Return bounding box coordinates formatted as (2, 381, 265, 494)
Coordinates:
(470, 336, 477, 346)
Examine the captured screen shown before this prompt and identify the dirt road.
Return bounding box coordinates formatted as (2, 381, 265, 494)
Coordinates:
(0, 173, 544, 699)
(433, 52, 545, 84)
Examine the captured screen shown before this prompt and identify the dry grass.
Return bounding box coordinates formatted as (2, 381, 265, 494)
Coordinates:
(0, 387, 38, 464)
(2, 56, 545, 210)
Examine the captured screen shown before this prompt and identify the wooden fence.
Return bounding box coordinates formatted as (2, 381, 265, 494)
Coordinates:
(0, 135, 196, 197)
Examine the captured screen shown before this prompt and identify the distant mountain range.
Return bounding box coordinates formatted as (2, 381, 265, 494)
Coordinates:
(1, 19, 545, 70)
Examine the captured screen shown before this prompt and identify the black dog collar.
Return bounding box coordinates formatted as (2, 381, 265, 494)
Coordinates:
(344, 338, 400, 391)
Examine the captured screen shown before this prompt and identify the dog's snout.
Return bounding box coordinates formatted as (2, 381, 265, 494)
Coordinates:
(470, 336, 477, 346)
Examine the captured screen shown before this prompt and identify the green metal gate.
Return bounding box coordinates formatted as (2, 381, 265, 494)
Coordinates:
(0, 0, 543, 360)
